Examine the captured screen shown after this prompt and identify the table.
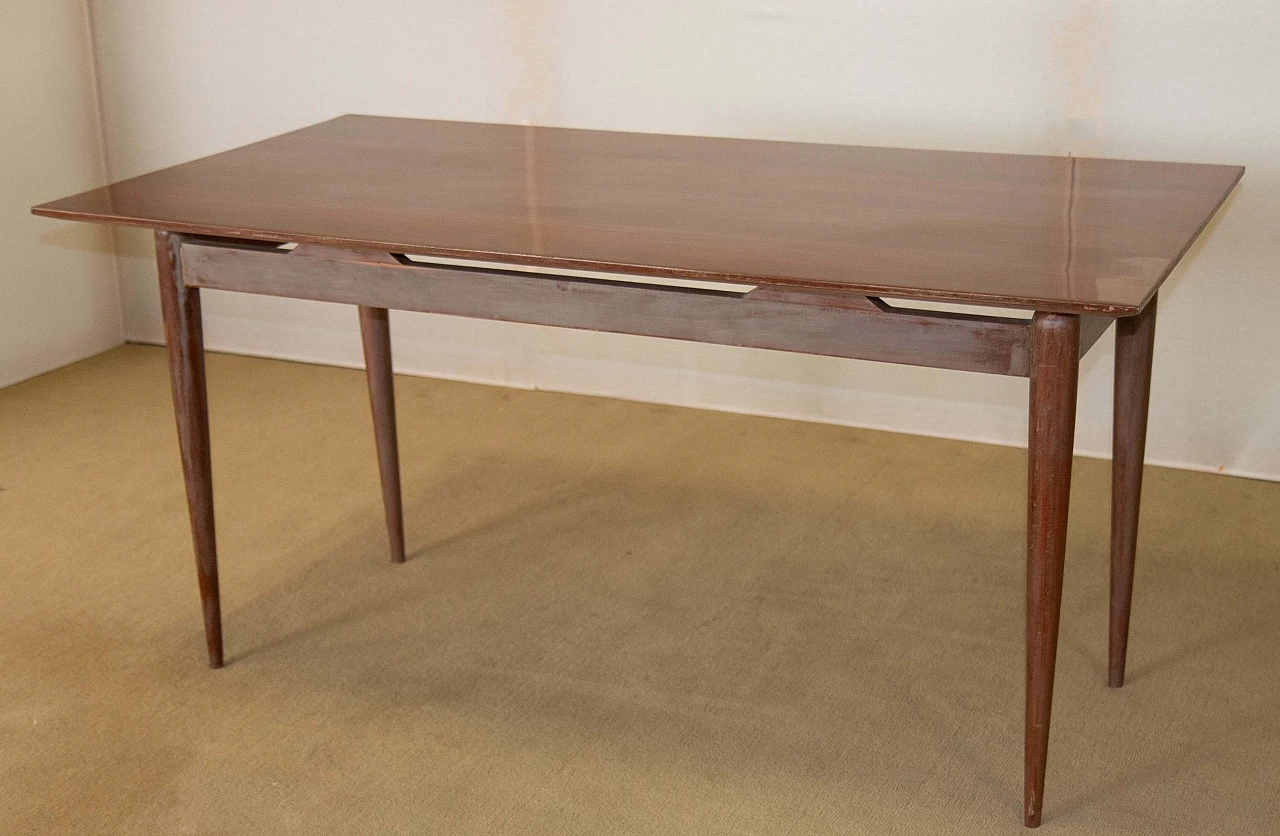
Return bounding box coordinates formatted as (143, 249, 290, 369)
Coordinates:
(33, 116, 1242, 827)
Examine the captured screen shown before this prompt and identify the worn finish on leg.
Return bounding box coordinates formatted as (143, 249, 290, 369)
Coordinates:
(1025, 312, 1080, 827)
(358, 305, 405, 563)
(155, 230, 223, 668)
(1109, 296, 1157, 688)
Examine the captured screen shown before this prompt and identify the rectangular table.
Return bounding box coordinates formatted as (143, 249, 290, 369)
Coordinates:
(33, 116, 1242, 827)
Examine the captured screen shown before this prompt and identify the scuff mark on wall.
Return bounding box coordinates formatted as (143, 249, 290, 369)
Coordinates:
(1048, 0, 1112, 156)
(504, 0, 555, 125)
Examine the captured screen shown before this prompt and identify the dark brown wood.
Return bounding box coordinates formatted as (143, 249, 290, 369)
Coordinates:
(179, 238, 1034, 377)
(1109, 295, 1157, 688)
(29, 119, 1244, 828)
(154, 230, 223, 668)
(748, 286, 881, 311)
(1025, 312, 1080, 828)
(34, 116, 1242, 315)
(358, 305, 405, 564)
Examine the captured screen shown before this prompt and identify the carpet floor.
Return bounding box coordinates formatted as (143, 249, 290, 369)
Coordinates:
(2, 344, 1277, 834)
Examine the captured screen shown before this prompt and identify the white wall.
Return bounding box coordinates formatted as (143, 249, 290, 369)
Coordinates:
(0, 1, 121, 388)
(86, 1, 1279, 479)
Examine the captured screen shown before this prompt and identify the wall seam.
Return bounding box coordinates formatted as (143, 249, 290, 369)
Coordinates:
(78, 0, 126, 339)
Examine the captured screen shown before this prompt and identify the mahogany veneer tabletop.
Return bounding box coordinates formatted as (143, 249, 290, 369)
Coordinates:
(33, 114, 1242, 315)
(32, 115, 1245, 828)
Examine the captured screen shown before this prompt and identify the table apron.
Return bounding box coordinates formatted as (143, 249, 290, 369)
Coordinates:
(179, 237, 1038, 377)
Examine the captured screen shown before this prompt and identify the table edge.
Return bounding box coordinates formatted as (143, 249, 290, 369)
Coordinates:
(31, 131, 1245, 319)
(31, 207, 1155, 316)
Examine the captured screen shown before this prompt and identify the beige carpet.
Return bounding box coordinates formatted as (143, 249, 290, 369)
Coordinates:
(2, 344, 1277, 835)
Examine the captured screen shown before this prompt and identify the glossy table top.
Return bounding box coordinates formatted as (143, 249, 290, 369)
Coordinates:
(34, 115, 1242, 315)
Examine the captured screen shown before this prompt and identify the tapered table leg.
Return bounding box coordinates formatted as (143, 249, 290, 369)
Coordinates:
(358, 306, 405, 563)
(1025, 312, 1080, 827)
(1109, 296, 1157, 688)
(155, 230, 223, 668)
